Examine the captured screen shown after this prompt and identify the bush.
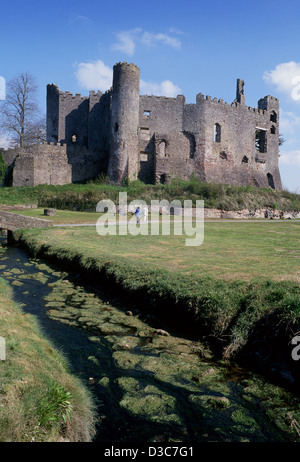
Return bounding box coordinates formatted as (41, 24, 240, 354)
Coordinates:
(0, 177, 300, 212)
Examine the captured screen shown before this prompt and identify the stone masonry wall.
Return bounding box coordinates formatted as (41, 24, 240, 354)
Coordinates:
(37, 62, 284, 190)
(4, 143, 72, 187)
(0, 210, 53, 231)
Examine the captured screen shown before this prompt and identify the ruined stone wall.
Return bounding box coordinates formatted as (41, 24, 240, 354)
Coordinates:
(5, 143, 72, 187)
(43, 61, 282, 190)
(67, 145, 104, 183)
(138, 95, 187, 183)
(46, 85, 112, 182)
(47, 85, 90, 147)
(193, 94, 281, 189)
(137, 86, 281, 189)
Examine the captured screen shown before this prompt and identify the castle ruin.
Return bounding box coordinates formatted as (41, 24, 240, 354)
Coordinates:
(3, 62, 282, 190)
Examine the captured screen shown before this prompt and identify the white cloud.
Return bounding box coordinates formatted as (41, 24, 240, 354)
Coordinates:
(111, 28, 182, 56)
(168, 27, 185, 36)
(111, 28, 141, 56)
(141, 31, 181, 49)
(74, 59, 181, 97)
(0, 134, 11, 149)
(280, 109, 300, 135)
(140, 79, 181, 97)
(263, 62, 300, 101)
(279, 150, 300, 166)
(74, 60, 113, 91)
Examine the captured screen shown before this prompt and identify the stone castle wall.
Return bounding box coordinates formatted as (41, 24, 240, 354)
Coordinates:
(4, 62, 282, 190)
(3, 143, 71, 187)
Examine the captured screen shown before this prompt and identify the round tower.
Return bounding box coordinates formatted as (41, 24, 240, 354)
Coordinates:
(108, 62, 140, 183)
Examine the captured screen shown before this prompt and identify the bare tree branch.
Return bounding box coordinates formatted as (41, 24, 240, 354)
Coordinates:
(0, 73, 44, 147)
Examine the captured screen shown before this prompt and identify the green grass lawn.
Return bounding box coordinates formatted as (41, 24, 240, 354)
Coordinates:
(20, 220, 300, 283)
(9, 208, 101, 224)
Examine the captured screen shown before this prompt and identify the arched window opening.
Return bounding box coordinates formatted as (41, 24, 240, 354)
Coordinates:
(220, 151, 227, 160)
(242, 156, 249, 164)
(214, 123, 221, 143)
(270, 111, 277, 123)
(267, 173, 275, 189)
(183, 131, 196, 159)
(255, 129, 267, 153)
(160, 173, 166, 184)
(251, 178, 259, 187)
(271, 125, 276, 134)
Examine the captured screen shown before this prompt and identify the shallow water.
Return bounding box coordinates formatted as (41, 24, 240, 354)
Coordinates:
(1, 240, 300, 442)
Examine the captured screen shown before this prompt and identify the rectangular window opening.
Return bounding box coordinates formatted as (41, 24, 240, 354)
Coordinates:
(140, 127, 151, 141)
(140, 152, 148, 162)
(255, 128, 267, 153)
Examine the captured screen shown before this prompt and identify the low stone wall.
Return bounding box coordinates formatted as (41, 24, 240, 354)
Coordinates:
(0, 210, 53, 231)
(0, 204, 38, 211)
(204, 208, 300, 219)
(126, 204, 300, 219)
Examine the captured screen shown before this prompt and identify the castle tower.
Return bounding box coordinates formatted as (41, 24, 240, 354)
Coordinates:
(236, 79, 245, 105)
(46, 84, 60, 143)
(107, 62, 140, 183)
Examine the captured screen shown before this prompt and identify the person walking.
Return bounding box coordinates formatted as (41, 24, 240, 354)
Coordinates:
(135, 206, 141, 224)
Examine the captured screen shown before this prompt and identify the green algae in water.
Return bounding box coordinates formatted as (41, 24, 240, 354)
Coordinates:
(10, 268, 24, 275)
(30, 262, 300, 442)
(99, 376, 110, 388)
(231, 409, 260, 433)
(117, 377, 182, 426)
(11, 280, 23, 286)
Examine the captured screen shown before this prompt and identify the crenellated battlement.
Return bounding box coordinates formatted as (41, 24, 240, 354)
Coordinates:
(41, 141, 67, 148)
(114, 61, 140, 72)
(41, 62, 282, 190)
(61, 90, 88, 100)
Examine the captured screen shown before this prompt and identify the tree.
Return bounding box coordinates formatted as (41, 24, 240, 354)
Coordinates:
(23, 117, 46, 145)
(279, 134, 285, 147)
(0, 73, 44, 147)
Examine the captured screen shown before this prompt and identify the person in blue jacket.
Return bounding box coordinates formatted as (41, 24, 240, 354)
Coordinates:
(135, 206, 141, 224)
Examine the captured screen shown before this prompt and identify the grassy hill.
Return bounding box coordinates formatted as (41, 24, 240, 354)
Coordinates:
(0, 177, 300, 212)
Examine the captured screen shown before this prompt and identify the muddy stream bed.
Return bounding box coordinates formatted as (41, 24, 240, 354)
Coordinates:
(1, 240, 300, 443)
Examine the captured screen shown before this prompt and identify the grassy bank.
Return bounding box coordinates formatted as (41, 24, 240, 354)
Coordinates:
(0, 178, 300, 212)
(0, 276, 96, 442)
(16, 225, 300, 386)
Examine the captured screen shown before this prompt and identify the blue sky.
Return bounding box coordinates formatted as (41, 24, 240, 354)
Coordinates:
(1, 0, 300, 191)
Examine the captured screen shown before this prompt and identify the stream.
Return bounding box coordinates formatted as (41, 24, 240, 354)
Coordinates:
(1, 239, 300, 443)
